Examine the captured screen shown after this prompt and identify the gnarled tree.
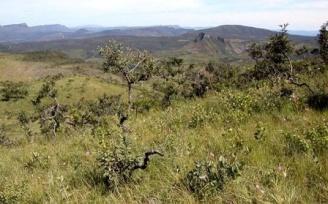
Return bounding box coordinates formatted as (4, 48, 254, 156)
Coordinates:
(99, 41, 156, 114)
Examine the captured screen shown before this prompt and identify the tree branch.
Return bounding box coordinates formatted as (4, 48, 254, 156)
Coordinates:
(128, 58, 147, 74)
(131, 150, 164, 171)
(289, 78, 315, 95)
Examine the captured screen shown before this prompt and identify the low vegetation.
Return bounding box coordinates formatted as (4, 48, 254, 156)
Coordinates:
(0, 22, 327, 203)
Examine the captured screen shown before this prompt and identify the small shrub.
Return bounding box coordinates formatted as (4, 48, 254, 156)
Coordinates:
(90, 94, 124, 117)
(69, 95, 125, 128)
(284, 133, 310, 155)
(254, 124, 266, 141)
(32, 78, 57, 105)
(17, 111, 33, 141)
(183, 156, 243, 199)
(0, 81, 28, 101)
(305, 124, 328, 156)
(188, 104, 216, 128)
(97, 136, 163, 191)
(133, 97, 158, 114)
(0, 182, 26, 204)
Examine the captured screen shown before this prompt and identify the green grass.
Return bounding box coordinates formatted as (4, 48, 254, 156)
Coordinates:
(0, 53, 328, 203)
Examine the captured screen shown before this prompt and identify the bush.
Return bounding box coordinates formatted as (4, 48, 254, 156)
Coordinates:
(188, 104, 217, 128)
(305, 123, 328, 156)
(183, 156, 243, 199)
(284, 123, 328, 156)
(133, 97, 158, 113)
(0, 81, 28, 101)
(254, 124, 266, 141)
(32, 78, 58, 105)
(97, 136, 163, 191)
(69, 95, 125, 128)
(0, 182, 26, 204)
(284, 133, 310, 155)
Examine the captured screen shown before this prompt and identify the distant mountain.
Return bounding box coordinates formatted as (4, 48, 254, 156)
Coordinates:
(0, 24, 193, 42)
(0, 23, 72, 42)
(0, 24, 317, 63)
(171, 25, 316, 62)
(29, 24, 71, 33)
(82, 26, 194, 38)
(183, 25, 316, 42)
(183, 25, 275, 40)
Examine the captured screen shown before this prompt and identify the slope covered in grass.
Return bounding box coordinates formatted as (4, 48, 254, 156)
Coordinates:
(1, 81, 327, 203)
(1, 34, 328, 204)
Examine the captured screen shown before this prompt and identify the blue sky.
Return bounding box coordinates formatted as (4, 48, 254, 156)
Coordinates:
(0, 0, 327, 30)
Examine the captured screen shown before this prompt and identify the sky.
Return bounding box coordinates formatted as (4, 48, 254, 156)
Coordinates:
(0, 0, 327, 30)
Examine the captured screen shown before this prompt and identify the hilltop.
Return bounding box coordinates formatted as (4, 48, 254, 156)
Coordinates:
(0, 25, 317, 63)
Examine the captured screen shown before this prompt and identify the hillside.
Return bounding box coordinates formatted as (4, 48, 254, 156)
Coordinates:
(183, 25, 316, 43)
(0, 24, 71, 42)
(0, 51, 327, 203)
(183, 25, 275, 40)
(0, 25, 317, 63)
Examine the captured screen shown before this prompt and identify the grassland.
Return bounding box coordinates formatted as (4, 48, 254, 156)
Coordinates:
(0, 52, 327, 203)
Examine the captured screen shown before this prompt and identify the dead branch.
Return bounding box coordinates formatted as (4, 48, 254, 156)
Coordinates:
(131, 150, 164, 171)
(40, 98, 66, 137)
(288, 78, 315, 95)
(128, 57, 147, 73)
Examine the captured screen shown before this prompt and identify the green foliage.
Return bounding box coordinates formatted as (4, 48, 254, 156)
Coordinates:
(284, 133, 310, 155)
(153, 79, 179, 107)
(153, 62, 233, 105)
(305, 123, 328, 156)
(188, 104, 217, 128)
(319, 22, 328, 65)
(90, 94, 124, 117)
(284, 123, 328, 156)
(0, 182, 26, 204)
(265, 24, 293, 65)
(0, 81, 28, 102)
(248, 43, 263, 62)
(167, 57, 184, 67)
(17, 111, 33, 141)
(1, 23, 328, 203)
(69, 94, 125, 127)
(32, 77, 58, 105)
(133, 96, 158, 113)
(96, 136, 163, 191)
(183, 156, 243, 199)
(97, 136, 135, 191)
(98, 40, 156, 84)
(99, 40, 156, 110)
(248, 24, 293, 80)
(254, 123, 266, 141)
